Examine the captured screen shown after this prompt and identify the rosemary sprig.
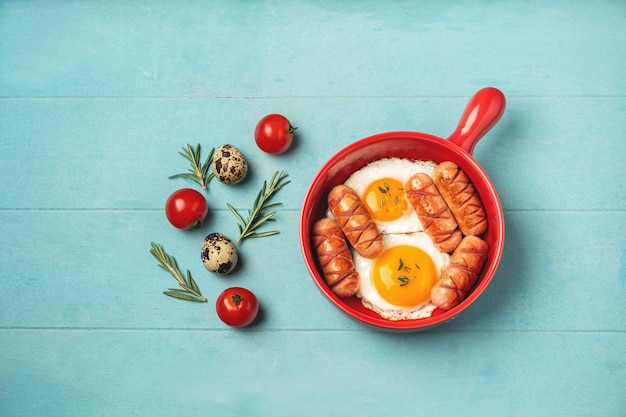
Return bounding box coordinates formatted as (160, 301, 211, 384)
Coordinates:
(168, 143, 215, 189)
(396, 258, 422, 286)
(226, 170, 291, 244)
(397, 276, 410, 286)
(149, 242, 207, 303)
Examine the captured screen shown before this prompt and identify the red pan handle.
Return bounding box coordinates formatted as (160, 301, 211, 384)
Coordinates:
(447, 87, 506, 155)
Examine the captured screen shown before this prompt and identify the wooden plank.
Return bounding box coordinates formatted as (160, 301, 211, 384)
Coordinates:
(1, 1, 624, 98)
(1, 329, 623, 417)
(1, 210, 623, 332)
(1, 98, 624, 211)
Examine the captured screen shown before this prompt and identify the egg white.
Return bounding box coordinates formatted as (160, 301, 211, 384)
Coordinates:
(354, 232, 450, 320)
(343, 158, 436, 234)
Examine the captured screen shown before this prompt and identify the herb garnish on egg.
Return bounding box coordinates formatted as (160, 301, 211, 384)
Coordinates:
(396, 258, 421, 286)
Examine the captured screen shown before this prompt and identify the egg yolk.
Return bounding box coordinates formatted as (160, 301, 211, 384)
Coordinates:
(362, 178, 408, 222)
(371, 245, 437, 307)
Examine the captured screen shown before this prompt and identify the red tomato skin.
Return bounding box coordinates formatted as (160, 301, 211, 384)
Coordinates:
(165, 188, 208, 230)
(254, 114, 296, 154)
(216, 287, 259, 327)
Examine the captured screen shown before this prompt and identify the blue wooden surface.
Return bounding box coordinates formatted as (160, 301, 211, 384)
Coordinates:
(1, 1, 624, 416)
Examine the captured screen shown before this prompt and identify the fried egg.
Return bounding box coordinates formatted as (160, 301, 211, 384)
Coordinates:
(343, 158, 436, 234)
(354, 232, 450, 320)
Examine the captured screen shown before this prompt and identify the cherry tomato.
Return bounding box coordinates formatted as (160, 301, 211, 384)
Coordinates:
(165, 188, 208, 230)
(254, 114, 297, 154)
(216, 287, 259, 328)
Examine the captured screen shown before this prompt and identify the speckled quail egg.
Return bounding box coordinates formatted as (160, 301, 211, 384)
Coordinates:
(212, 144, 248, 185)
(201, 233, 238, 275)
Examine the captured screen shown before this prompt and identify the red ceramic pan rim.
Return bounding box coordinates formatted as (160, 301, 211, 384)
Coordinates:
(300, 131, 505, 332)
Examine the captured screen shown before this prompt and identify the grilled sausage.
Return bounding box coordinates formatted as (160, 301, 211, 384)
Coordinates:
(327, 185, 384, 259)
(430, 235, 489, 310)
(312, 217, 359, 297)
(432, 161, 487, 236)
(404, 173, 462, 253)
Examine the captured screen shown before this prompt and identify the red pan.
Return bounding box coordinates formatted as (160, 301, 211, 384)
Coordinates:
(300, 87, 506, 332)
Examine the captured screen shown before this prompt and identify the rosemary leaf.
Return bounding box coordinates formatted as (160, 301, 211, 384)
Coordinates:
(166, 288, 191, 293)
(187, 272, 201, 295)
(248, 210, 278, 231)
(252, 187, 263, 209)
(247, 230, 280, 239)
(163, 290, 204, 302)
(261, 202, 282, 210)
(174, 173, 198, 182)
(226, 203, 246, 225)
